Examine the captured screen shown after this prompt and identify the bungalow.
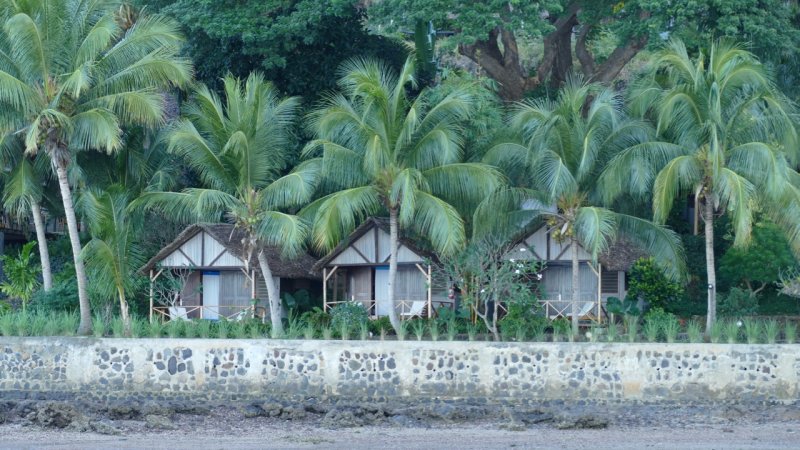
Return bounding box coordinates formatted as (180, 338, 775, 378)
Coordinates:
(312, 218, 449, 319)
(505, 225, 643, 322)
(140, 223, 319, 321)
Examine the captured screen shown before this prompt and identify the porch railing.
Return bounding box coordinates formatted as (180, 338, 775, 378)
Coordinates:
(537, 298, 604, 322)
(151, 305, 266, 322)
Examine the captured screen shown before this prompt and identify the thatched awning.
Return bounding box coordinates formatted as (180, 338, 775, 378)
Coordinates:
(139, 223, 320, 279)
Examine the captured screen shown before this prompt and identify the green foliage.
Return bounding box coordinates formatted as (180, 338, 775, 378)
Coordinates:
(0, 242, 41, 311)
(785, 322, 797, 344)
(626, 258, 684, 310)
(742, 318, 762, 344)
(368, 316, 393, 336)
(551, 318, 571, 342)
(724, 320, 742, 344)
(329, 302, 368, 339)
(764, 319, 780, 344)
(719, 221, 797, 296)
(142, 0, 406, 96)
(686, 321, 703, 343)
(300, 307, 332, 329)
(499, 300, 547, 342)
(282, 289, 317, 313)
(606, 296, 640, 317)
(718, 288, 759, 318)
(31, 277, 79, 313)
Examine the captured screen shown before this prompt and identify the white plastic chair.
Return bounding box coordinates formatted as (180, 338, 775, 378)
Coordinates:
(168, 306, 191, 321)
(400, 301, 426, 319)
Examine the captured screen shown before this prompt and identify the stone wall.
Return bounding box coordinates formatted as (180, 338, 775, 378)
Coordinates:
(1, 337, 798, 403)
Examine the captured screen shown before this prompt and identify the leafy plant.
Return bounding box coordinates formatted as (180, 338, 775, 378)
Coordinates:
(0, 242, 41, 312)
(148, 320, 164, 338)
(764, 319, 780, 344)
(718, 287, 759, 318)
(686, 321, 703, 343)
(624, 315, 640, 343)
(321, 324, 333, 340)
(329, 302, 368, 340)
(643, 318, 660, 343)
(724, 320, 741, 344)
(626, 259, 684, 311)
(167, 320, 184, 338)
(710, 321, 724, 344)
(551, 318, 570, 342)
(303, 323, 316, 340)
(197, 320, 211, 339)
(411, 319, 427, 341)
(217, 320, 231, 339)
(359, 322, 370, 340)
(369, 316, 392, 336)
(396, 320, 409, 341)
(606, 296, 640, 317)
(0, 313, 13, 336)
(466, 322, 479, 341)
(785, 321, 797, 344)
(183, 321, 197, 338)
(663, 315, 681, 343)
(428, 321, 441, 341)
(742, 318, 761, 344)
(92, 313, 107, 338)
(606, 323, 619, 342)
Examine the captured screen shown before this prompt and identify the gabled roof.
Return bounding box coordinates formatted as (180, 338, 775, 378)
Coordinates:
(508, 224, 646, 271)
(312, 217, 435, 271)
(139, 223, 320, 279)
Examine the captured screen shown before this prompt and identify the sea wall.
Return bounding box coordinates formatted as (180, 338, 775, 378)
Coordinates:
(1, 337, 798, 403)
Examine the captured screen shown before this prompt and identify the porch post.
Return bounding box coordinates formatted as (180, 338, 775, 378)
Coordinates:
(597, 264, 602, 324)
(427, 264, 432, 319)
(149, 269, 154, 323)
(251, 269, 257, 318)
(323, 267, 328, 312)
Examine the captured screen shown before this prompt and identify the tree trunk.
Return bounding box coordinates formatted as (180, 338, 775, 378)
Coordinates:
(55, 163, 92, 335)
(257, 249, 284, 337)
(704, 198, 717, 335)
(118, 286, 131, 337)
(571, 236, 580, 337)
(30, 202, 52, 291)
(387, 208, 401, 332)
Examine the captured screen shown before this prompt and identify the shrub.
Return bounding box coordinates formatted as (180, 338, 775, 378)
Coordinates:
(627, 258, 684, 310)
(718, 288, 759, 318)
(606, 296, 640, 317)
(686, 321, 703, 343)
(368, 316, 392, 336)
(643, 307, 676, 342)
(300, 307, 331, 329)
(551, 318, 570, 342)
(500, 300, 547, 341)
(329, 302, 368, 339)
(31, 278, 79, 313)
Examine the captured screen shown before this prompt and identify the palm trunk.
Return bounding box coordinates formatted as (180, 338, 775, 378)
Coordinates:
(257, 250, 284, 337)
(55, 163, 91, 335)
(118, 286, 131, 337)
(704, 198, 717, 336)
(31, 202, 52, 291)
(387, 208, 401, 332)
(571, 236, 580, 337)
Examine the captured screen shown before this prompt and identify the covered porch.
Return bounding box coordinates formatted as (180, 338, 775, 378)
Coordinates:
(314, 218, 449, 319)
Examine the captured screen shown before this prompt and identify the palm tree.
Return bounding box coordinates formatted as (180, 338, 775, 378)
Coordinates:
(618, 40, 799, 332)
(483, 78, 685, 335)
(0, 137, 53, 291)
(79, 185, 144, 336)
(136, 74, 318, 336)
(303, 58, 504, 332)
(0, 0, 192, 334)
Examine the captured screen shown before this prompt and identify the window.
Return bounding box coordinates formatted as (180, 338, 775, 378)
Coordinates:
(601, 270, 619, 294)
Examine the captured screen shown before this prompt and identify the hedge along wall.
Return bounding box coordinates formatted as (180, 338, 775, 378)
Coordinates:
(0, 337, 798, 403)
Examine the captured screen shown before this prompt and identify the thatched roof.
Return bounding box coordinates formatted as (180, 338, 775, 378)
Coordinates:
(139, 223, 320, 279)
(598, 237, 647, 272)
(312, 217, 435, 271)
(509, 222, 647, 271)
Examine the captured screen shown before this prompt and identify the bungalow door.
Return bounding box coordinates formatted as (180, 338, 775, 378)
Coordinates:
(202, 271, 220, 320)
(374, 265, 391, 316)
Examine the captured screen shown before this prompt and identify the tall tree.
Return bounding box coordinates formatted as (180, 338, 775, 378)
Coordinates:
(615, 39, 799, 332)
(0, 0, 192, 334)
(304, 57, 503, 332)
(79, 186, 144, 336)
(138, 0, 406, 96)
(482, 79, 685, 335)
(369, 0, 800, 101)
(0, 137, 53, 291)
(136, 74, 318, 336)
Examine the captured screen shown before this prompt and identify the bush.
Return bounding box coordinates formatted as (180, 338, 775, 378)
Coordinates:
(627, 258, 684, 310)
(368, 316, 392, 335)
(718, 287, 759, 317)
(500, 300, 547, 340)
(31, 278, 79, 313)
(329, 302, 368, 338)
(299, 307, 331, 329)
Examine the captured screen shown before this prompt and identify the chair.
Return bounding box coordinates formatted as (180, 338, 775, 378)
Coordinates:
(400, 301, 427, 319)
(568, 301, 597, 320)
(168, 306, 191, 322)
